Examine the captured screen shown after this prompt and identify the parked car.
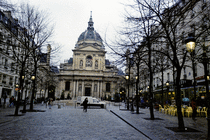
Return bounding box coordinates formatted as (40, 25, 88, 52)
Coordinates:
(78, 96, 106, 108)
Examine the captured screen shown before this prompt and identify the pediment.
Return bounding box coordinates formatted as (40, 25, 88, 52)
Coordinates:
(79, 46, 101, 52)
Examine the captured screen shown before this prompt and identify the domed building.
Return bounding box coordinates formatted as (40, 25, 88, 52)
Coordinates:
(57, 13, 124, 99)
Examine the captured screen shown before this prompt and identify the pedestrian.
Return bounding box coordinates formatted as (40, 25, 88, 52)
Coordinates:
(46, 100, 48, 108)
(9, 96, 14, 107)
(83, 97, 88, 112)
(49, 100, 51, 109)
(191, 98, 197, 120)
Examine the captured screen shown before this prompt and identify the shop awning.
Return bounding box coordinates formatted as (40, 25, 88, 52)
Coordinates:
(181, 85, 203, 90)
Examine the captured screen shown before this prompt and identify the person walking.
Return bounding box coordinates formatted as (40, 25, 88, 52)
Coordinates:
(48, 100, 51, 109)
(83, 98, 88, 112)
(9, 96, 14, 107)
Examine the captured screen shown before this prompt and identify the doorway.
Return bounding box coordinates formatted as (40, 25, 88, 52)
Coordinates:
(48, 85, 55, 100)
(85, 88, 91, 96)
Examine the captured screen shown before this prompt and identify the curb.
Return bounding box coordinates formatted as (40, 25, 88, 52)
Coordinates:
(110, 110, 152, 140)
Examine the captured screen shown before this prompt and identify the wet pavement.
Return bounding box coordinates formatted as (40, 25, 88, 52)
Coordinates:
(0, 103, 148, 140)
(107, 103, 208, 140)
(0, 102, 208, 140)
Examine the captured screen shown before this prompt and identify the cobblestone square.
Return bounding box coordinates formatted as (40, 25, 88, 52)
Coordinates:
(0, 104, 149, 140)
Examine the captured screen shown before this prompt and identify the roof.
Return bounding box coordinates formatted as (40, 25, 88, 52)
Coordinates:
(50, 66, 59, 73)
(77, 12, 103, 44)
(68, 58, 73, 64)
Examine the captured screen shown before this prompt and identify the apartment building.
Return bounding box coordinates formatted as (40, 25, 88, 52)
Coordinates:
(150, 0, 210, 103)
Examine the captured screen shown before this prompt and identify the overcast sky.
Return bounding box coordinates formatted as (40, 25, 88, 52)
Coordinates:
(12, 0, 127, 66)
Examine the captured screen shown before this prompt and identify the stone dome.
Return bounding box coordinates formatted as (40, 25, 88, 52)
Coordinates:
(77, 13, 103, 44)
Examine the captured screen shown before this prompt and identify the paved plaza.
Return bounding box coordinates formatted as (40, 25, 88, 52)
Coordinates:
(0, 103, 149, 140)
(0, 102, 209, 140)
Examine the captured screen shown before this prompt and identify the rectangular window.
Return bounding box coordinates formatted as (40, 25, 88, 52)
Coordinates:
(106, 83, 110, 92)
(9, 77, 13, 85)
(3, 75, 6, 84)
(167, 73, 170, 82)
(65, 81, 70, 91)
(157, 78, 159, 87)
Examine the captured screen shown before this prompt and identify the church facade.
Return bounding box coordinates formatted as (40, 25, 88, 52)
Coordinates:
(56, 14, 124, 99)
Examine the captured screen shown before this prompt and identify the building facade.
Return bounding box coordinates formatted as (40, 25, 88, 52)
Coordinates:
(0, 11, 21, 104)
(134, 0, 210, 104)
(57, 14, 123, 99)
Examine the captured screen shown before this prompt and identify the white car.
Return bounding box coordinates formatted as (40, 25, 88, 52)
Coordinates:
(77, 96, 106, 108)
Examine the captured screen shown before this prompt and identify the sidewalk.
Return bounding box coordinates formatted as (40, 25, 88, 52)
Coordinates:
(106, 102, 208, 140)
(0, 105, 17, 124)
(0, 104, 41, 125)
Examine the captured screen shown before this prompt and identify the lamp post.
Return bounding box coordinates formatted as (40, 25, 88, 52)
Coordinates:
(125, 74, 130, 110)
(136, 75, 139, 114)
(131, 81, 134, 112)
(30, 74, 36, 111)
(185, 33, 197, 120)
(14, 83, 19, 115)
(22, 76, 28, 113)
(166, 81, 169, 104)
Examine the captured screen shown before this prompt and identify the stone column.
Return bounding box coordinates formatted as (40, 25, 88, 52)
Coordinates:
(73, 80, 76, 98)
(100, 81, 103, 98)
(82, 80, 84, 96)
(92, 81, 94, 97)
(97, 81, 100, 98)
(76, 80, 79, 97)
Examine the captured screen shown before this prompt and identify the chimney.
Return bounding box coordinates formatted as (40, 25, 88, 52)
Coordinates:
(3, 11, 12, 20)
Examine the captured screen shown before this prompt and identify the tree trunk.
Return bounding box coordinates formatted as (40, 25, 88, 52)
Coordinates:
(175, 68, 185, 130)
(203, 52, 210, 138)
(148, 37, 154, 120)
(14, 69, 24, 116)
(136, 61, 140, 114)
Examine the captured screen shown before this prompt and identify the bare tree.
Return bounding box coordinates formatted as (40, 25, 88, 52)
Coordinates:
(14, 3, 54, 111)
(120, 0, 205, 130)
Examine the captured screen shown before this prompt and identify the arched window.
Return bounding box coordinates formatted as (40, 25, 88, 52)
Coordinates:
(86, 55, 92, 67)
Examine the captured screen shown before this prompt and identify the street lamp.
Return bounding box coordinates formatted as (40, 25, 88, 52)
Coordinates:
(166, 81, 169, 104)
(14, 83, 20, 115)
(31, 74, 35, 80)
(185, 33, 197, 120)
(125, 74, 130, 110)
(30, 73, 36, 111)
(21, 76, 28, 113)
(135, 74, 140, 114)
